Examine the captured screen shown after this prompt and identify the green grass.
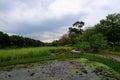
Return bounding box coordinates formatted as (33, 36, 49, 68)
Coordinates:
(0, 47, 120, 74)
(107, 51, 120, 57)
(92, 50, 120, 57)
(0, 54, 77, 67)
(80, 54, 120, 73)
(0, 47, 72, 63)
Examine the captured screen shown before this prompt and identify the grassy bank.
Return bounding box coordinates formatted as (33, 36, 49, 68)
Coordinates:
(0, 54, 120, 73)
(80, 54, 120, 73)
(0, 47, 120, 74)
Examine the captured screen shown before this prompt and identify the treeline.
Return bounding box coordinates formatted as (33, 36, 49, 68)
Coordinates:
(52, 13, 120, 52)
(0, 31, 44, 48)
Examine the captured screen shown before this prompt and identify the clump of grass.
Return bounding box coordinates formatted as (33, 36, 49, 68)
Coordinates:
(0, 47, 72, 62)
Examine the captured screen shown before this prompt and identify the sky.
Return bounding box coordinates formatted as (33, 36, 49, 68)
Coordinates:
(0, 0, 120, 42)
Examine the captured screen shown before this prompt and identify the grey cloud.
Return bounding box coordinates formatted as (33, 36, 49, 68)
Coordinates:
(0, 0, 120, 42)
(0, 1, 15, 12)
(4, 12, 87, 35)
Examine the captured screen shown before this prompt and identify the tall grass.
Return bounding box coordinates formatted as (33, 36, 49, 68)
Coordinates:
(0, 47, 72, 62)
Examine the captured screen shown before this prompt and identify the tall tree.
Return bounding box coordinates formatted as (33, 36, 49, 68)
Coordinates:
(0, 31, 10, 48)
(68, 21, 85, 44)
(72, 21, 84, 34)
(95, 13, 120, 48)
(76, 28, 108, 52)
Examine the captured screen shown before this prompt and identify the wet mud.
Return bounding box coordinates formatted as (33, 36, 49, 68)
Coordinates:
(0, 58, 119, 80)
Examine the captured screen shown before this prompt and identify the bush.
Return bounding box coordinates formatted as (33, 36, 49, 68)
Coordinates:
(76, 33, 108, 52)
(113, 46, 120, 51)
(76, 42, 91, 52)
(89, 33, 108, 52)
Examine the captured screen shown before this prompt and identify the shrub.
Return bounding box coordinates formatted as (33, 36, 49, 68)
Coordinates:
(76, 42, 91, 52)
(89, 33, 108, 52)
(113, 46, 120, 51)
(77, 33, 108, 52)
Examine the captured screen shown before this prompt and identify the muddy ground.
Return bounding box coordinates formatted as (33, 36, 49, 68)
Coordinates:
(0, 58, 120, 80)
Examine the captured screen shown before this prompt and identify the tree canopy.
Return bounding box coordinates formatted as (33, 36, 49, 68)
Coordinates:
(0, 31, 44, 48)
(95, 13, 120, 48)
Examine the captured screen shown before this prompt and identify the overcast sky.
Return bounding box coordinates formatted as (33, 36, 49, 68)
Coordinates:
(0, 0, 120, 42)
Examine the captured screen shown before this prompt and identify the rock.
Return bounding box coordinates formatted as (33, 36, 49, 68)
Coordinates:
(70, 49, 81, 54)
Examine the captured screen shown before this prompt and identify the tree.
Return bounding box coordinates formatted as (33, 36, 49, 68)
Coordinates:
(0, 31, 44, 48)
(0, 31, 10, 48)
(72, 21, 84, 34)
(68, 21, 85, 45)
(89, 33, 108, 52)
(59, 34, 71, 46)
(95, 13, 120, 48)
(77, 28, 108, 52)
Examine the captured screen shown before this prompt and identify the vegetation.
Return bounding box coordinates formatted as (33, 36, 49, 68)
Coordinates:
(0, 47, 71, 63)
(0, 32, 44, 48)
(76, 30, 108, 52)
(52, 13, 120, 52)
(80, 54, 120, 73)
(0, 13, 120, 75)
(1, 13, 120, 51)
(95, 14, 120, 49)
(77, 13, 120, 52)
(0, 48, 120, 74)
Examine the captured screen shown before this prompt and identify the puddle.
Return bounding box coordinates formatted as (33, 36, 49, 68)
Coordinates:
(0, 58, 119, 80)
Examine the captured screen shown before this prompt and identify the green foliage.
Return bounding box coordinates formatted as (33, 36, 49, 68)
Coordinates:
(0, 31, 10, 48)
(0, 52, 120, 74)
(74, 13, 120, 51)
(95, 13, 120, 48)
(77, 27, 97, 41)
(0, 47, 72, 63)
(76, 42, 91, 51)
(58, 34, 72, 46)
(69, 21, 84, 34)
(0, 31, 44, 48)
(89, 33, 108, 51)
(80, 54, 120, 74)
(112, 46, 120, 51)
(77, 28, 108, 52)
(68, 21, 85, 45)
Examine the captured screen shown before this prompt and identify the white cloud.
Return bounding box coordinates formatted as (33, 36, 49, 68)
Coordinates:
(1, 0, 119, 25)
(25, 26, 68, 42)
(0, 0, 120, 42)
(49, 0, 84, 17)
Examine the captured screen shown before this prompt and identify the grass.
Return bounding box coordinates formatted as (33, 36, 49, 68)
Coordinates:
(91, 49, 120, 57)
(80, 54, 120, 73)
(0, 47, 120, 74)
(0, 47, 72, 63)
(106, 51, 120, 57)
(0, 54, 77, 67)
